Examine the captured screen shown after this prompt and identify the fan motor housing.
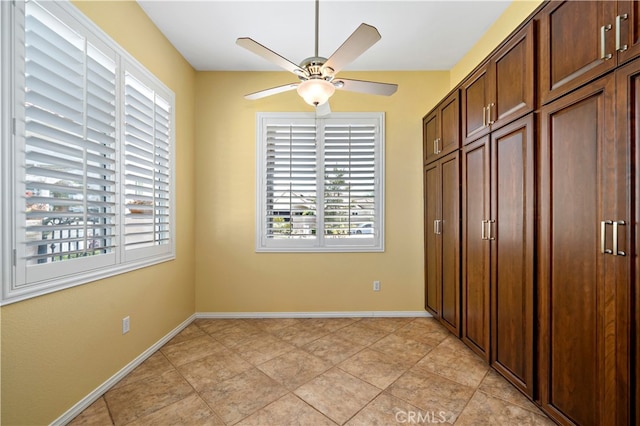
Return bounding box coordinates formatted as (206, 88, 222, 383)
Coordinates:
(299, 56, 334, 80)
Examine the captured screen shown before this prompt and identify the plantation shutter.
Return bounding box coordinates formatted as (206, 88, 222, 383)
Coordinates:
(123, 71, 172, 252)
(323, 122, 377, 238)
(23, 0, 117, 266)
(265, 122, 317, 239)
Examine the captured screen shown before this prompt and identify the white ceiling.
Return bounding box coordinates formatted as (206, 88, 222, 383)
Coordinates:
(137, 0, 512, 72)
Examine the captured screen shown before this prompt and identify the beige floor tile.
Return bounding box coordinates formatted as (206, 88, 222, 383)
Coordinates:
(211, 322, 267, 348)
(258, 348, 332, 390)
(104, 369, 194, 426)
(271, 321, 331, 347)
(194, 318, 245, 335)
(357, 317, 414, 333)
(370, 333, 434, 365)
(163, 323, 207, 347)
(199, 368, 288, 424)
(250, 318, 303, 332)
(338, 348, 410, 389)
(414, 345, 489, 387)
(309, 317, 359, 332)
(294, 368, 381, 424)
(112, 352, 173, 390)
(177, 349, 252, 392)
(233, 333, 295, 365)
(332, 321, 389, 346)
(455, 391, 555, 425)
(160, 335, 227, 367)
(345, 392, 439, 426)
(438, 334, 478, 355)
(386, 368, 475, 423)
(236, 393, 337, 426)
(302, 333, 365, 365)
(126, 394, 224, 426)
(394, 319, 451, 346)
(478, 369, 539, 413)
(68, 397, 113, 426)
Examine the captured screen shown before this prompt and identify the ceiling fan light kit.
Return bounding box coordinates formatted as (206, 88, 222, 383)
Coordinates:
(236, 0, 397, 110)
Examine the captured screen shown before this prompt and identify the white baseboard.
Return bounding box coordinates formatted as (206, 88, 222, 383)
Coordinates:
(196, 310, 431, 319)
(52, 314, 196, 426)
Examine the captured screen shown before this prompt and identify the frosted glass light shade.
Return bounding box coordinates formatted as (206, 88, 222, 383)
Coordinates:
(297, 79, 335, 106)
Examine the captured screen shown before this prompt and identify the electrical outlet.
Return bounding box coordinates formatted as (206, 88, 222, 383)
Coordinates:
(122, 316, 130, 334)
(373, 280, 381, 291)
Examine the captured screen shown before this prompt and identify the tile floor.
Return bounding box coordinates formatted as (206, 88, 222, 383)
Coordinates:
(69, 317, 554, 425)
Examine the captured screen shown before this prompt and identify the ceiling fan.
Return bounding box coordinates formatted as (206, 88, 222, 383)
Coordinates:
(236, 0, 398, 111)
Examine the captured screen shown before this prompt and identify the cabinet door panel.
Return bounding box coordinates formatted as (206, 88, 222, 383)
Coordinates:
(440, 153, 460, 336)
(539, 76, 616, 426)
(617, 1, 640, 65)
(462, 136, 490, 360)
(439, 92, 460, 157)
(424, 163, 440, 316)
(462, 66, 491, 144)
(490, 115, 534, 397)
(423, 111, 438, 164)
(493, 24, 535, 130)
(539, 1, 616, 105)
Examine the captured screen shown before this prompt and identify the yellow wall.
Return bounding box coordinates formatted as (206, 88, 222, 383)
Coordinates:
(0, 1, 196, 424)
(194, 71, 449, 313)
(449, 0, 544, 88)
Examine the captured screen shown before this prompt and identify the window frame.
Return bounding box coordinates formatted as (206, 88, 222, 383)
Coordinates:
(255, 112, 385, 253)
(0, 0, 176, 305)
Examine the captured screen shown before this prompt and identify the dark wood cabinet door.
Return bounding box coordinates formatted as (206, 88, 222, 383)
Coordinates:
(462, 64, 491, 145)
(617, 1, 640, 65)
(539, 1, 616, 105)
(492, 23, 535, 130)
(489, 115, 535, 398)
(424, 162, 441, 316)
(614, 58, 638, 426)
(438, 92, 460, 158)
(539, 75, 618, 426)
(440, 152, 460, 336)
(423, 111, 438, 164)
(462, 136, 491, 360)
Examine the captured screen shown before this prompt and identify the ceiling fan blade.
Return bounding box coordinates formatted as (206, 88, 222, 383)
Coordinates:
(236, 37, 308, 77)
(323, 24, 381, 74)
(335, 78, 398, 96)
(316, 101, 331, 117)
(244, 83, 299, 100)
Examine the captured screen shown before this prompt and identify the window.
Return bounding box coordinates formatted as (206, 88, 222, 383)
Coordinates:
(0, 0, 175, 304)
(256, 113, 384, 252)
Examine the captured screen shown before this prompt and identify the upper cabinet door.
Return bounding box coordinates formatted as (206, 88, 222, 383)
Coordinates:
(539, 1, 616, 105)
(423, 111, 438, 165)
(462, 63, 491, 144)
(616, 1, 640, 65)
(491, 23, 535, 130)
(462, 22, 535, 145)
(424, 91, 460, 164)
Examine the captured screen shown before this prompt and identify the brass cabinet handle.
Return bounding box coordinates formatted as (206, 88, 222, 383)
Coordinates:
(601, 24, 613, 60)
(433, 139, 438, 154)
(616, 14, 629, 52)
(481, 220, 487, 240)
(482, 106, 487, 127)
(488, 103, 495, 125)
(601, 220, 613, 254)
(488, 219, 496, 240)
(613, 220, 626, 256)
(434, 219, 442, 235)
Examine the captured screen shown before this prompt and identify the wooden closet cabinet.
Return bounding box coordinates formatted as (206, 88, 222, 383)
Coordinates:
(461, 23, 535, 144)
(539, 71, 632, 425)
(424, 151, 460, 336)
(461, 115, 535, 386)
(423, 91, 460, 164)
(539, 0, 640, 105)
